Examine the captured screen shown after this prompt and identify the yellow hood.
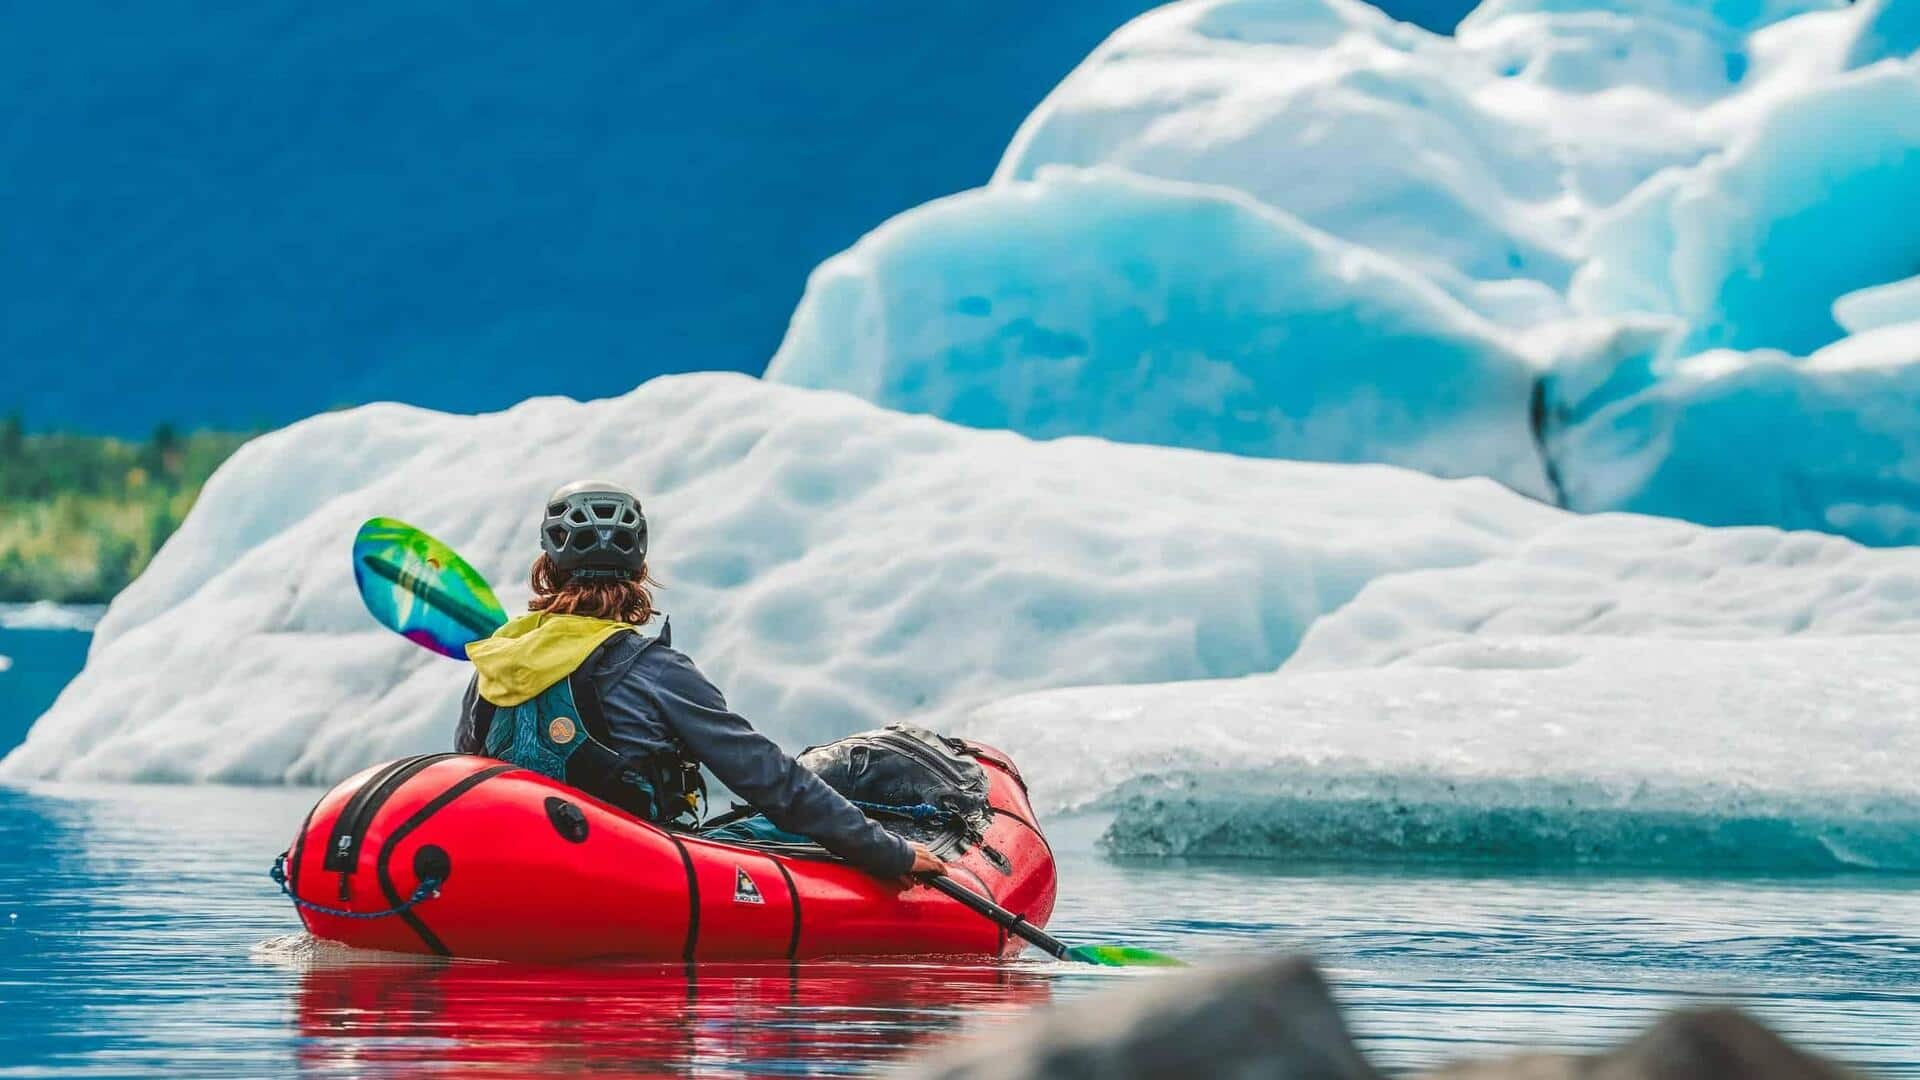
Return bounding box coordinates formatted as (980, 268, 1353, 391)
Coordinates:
(464, 612, 632, 706)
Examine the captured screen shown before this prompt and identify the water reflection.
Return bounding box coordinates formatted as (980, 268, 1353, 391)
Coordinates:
(285, 952, 1051, 1077)
(3, 782, 1918, 1077)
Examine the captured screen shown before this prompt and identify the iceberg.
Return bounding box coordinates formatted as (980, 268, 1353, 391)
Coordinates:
(1834, 275, 1920, 336)
(2, 374, 1562, 784)
(768, 0, 1918, 547)
(960, 547, 1920, 869)
(12, 0, 1920, 885)
(1845, 0, 1920, 69)
(15, 369, 1917, 859)
(766, 170, 1552, 498)
(1543, 322, 1920, 545)
(953, 485, 1920, 870)
(1283, 510, 1920, 668)
(994, 0, 1581, 306)
(990, 0, 1840, 310)
(1572, 63, 1920, 358)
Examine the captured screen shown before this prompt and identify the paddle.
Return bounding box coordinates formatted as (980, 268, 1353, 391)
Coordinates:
(924, 874, 1182, 967)
(352, 517, 507, 659)
(352, 517, 1180, 966)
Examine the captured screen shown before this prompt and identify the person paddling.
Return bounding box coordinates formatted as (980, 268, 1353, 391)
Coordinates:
(455, 480, 947, 885)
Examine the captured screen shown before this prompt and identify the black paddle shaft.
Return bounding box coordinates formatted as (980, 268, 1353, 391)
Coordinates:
(924, 873, 1070, 960)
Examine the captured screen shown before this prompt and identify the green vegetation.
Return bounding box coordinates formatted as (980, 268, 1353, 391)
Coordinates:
(0, 416, 255, 603)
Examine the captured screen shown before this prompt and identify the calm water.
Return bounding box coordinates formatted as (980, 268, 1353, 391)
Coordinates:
(2, 622, 1917, 1076)
(0, 623, 92, 753)
(0, 783, 1915, 1078)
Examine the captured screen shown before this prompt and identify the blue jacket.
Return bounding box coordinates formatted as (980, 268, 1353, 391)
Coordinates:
(458, 618, 912, 878)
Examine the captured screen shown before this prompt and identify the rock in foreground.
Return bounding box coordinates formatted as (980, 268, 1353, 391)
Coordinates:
(903, 956, 1379, 1080)
(901, 955, 1863, 1080)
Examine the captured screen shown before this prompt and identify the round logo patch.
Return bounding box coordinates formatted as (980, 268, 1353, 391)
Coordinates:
(547, 716, 577, 744)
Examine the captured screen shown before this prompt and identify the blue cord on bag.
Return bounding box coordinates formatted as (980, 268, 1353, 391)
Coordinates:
(269, 853, 442, 920)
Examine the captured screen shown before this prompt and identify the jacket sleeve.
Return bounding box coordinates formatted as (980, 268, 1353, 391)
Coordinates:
(642, 653, 915, 879)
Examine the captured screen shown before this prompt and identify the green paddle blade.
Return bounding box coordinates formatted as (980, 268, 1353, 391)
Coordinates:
(1063, 945, 1186, 968)
(352, 517, 507, 660)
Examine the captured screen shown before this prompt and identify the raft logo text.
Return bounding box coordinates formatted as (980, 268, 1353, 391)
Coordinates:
(734, 867, 764, 904)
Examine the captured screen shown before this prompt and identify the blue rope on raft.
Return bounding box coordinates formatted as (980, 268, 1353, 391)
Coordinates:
(269, 853, 442, 920)
(849, 800, 954, 824)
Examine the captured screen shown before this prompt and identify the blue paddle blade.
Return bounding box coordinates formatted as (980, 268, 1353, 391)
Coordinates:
(352, 518, 507, 660)
(1063, 945, 1186, 967)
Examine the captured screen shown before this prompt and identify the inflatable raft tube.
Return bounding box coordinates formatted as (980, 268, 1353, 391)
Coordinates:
(280, 743, 1056, 962)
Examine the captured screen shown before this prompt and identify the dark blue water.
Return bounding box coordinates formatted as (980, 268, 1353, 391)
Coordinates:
(5, 0, 1475, 434)
(0, 623, 93, 755)
(3, 618, 1916, 1075)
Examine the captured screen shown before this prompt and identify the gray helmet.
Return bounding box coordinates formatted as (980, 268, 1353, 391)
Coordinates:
(539, 480, 648, 576)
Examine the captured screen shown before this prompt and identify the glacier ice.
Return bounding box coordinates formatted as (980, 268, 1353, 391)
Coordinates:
(1001, 0, 1884, 343)
(952, 461, 1920, 870)
(766, 170, 1552, 498)
(15, 372, 1919, 877)
(1, 374, 1563, 784)
(1284, 511, 1920, 668)
(767, 0, 1920, 547)
(995, 0, 1580, 301)
(1459, 0, 1841, 96)
(961, 608, 1920, 869)
(1846, 0, 1920, 68)
(1834, 274, 1920, 335)
(1572, 63, 1920, 358)
(1542, 322, 1920, 545)
(13, 0, 1920, 884)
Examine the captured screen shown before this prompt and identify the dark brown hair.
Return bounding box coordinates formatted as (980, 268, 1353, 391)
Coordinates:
(528, 553, 659, 625)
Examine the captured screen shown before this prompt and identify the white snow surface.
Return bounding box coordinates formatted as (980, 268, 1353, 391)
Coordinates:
(1835, 275, 1920, 336)
(16, 373, 1917, 873)
(2, 374, 1561, 784)
(768, 0, 1920, 545)
(960, 514, 1920, 868)
(962, 633, 1920, 868)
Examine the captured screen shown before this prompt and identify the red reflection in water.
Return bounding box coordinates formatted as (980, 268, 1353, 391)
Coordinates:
(293, 954, 1053, 1078)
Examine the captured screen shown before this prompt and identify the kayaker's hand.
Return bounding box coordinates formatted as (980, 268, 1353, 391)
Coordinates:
(902, 843, 948, 886)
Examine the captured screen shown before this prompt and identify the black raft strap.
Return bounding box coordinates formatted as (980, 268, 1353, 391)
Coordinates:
(559, 628, 707, 826)
(470, 700, 498, 753)
(564, 639, 663, 821)
(568, 666, 616, 747)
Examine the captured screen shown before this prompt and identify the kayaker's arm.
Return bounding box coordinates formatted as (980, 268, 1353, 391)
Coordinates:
(628, 650, 916, 880)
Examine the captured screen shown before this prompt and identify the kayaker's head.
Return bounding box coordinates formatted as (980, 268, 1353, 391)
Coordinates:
(528, 480, 656, 624)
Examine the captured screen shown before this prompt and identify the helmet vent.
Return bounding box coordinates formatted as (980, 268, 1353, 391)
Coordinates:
(540, 483, 646, 569)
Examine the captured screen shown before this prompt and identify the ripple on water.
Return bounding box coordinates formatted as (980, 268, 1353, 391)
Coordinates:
(1, 787, 1917, 1077)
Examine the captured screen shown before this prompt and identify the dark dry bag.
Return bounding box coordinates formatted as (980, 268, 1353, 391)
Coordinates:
(797, 722, 990, 830)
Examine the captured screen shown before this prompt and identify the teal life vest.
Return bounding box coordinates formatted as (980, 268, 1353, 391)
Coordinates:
(470, 630, 705, 826)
